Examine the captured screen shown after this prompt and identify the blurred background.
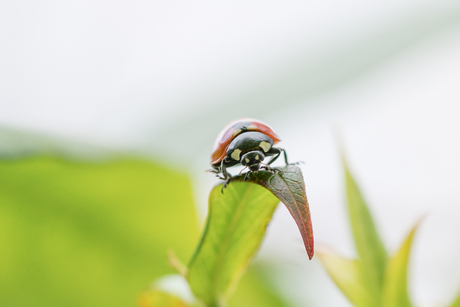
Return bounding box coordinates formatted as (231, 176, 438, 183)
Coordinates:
(1, 1, 460, 306)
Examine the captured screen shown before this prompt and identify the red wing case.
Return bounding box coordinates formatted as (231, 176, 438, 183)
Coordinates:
(210, 118, 281, 165)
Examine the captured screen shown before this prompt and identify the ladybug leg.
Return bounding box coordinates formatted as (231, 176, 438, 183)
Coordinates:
(244, 172, 251, 181)
(265, 147, 302, 167)
(284, 151, 304, 166)
(221, 159, 232, 179)
(222, 178, 231, 192)
(263, 147, 300, 173)
(220, 159, 233, 193)
(210, 170, 226, 180)
(215, 174, 227, 180)
(264, 147, 286, 167)
(207, 166, 227, 180)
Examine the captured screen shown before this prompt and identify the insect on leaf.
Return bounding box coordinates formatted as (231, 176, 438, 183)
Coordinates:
(187, 165, 313, 306)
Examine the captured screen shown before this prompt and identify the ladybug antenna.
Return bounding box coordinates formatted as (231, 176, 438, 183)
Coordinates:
(239, 166, 248, 175)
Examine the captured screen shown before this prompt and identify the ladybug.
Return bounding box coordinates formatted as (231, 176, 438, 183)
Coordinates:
(210, 118, 290, 189)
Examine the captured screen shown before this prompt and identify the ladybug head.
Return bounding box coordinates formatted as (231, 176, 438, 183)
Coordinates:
(241, 150, 265, 172)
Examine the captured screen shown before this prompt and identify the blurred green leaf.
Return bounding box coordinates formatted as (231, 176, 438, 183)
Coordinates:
(168, 249, 189, 277)
(450, 291, 460, 307)
(139, 289, 191, 307)
(344, 161, 387, 303)
(382, 222, 420, 307)
(316, 247, 376, 307)
(0, 156, 200, 307)
(187, 182, 279, 306)
(140, 266, 291, 307)
(139, 274, 199, 307)
(229, 263, 291, 307)
(233, 165, 314, 259)
(320, 157, 459, 307)
(0, 155, 299, 307)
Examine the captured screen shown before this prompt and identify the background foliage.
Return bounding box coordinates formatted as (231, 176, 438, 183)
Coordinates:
(0, 156, 293, 306)
(317, 161, 460, 307)
(0, 156, 199, 306)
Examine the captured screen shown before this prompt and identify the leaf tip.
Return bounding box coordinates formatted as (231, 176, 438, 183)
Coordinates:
(306, 236, 315, 260)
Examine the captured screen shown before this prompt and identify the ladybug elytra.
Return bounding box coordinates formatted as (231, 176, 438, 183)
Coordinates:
(209, 118, 291, 190)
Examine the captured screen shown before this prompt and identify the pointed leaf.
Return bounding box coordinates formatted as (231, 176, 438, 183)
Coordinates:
(187, 182, 280, 306)
(382, 222, 421, 307)
(344, 161, 387, 300)
(233, 165, 314, 259)
(317, 246, 378, 307)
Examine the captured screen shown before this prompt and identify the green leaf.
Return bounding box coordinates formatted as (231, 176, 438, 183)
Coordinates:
(0, 155, 300, 307)
(139, 289, 191, 307)
(344, 161, 387, 302)
(167, 251, 291, 307)
(229, 263, 291, 307)
(0, 156, 200, 307)
(187, 165, 313, 306)
(449, 290, 460, 307)
(141, 265, 292, 307)
(187, 182, 280, 306)
(382, 222, 421, 307)
(316, 247, 377, 307)
(233, 165, 314, 259)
